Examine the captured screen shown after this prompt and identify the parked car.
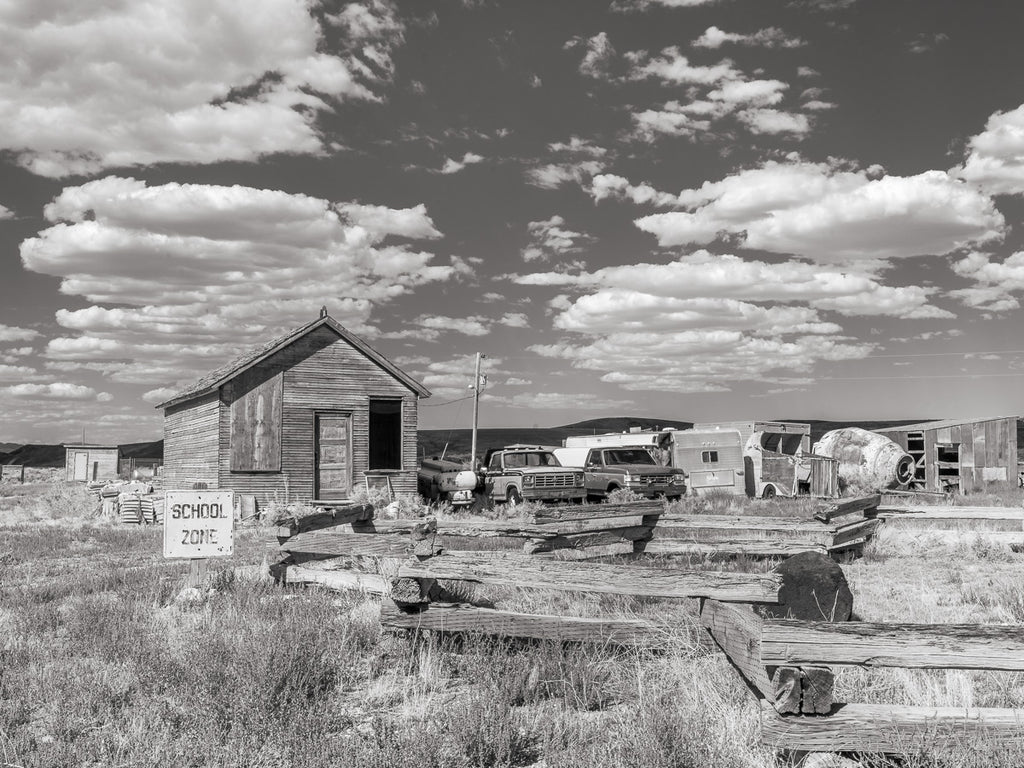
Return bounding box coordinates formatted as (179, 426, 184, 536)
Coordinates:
(482, 445, 585, 506)
(553, 446, 686, 501)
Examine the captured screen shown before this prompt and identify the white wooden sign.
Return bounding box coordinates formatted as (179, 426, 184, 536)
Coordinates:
(163, 490, 234, 559)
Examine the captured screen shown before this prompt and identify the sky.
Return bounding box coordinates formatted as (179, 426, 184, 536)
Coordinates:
(3, 0, 1024, 444)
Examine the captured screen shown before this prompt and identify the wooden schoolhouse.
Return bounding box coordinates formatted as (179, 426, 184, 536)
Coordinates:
(157, 310, 430, 504)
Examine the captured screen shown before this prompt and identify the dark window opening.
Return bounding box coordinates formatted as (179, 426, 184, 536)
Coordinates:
(759, 433, 803, 455)
(936, 443, 960, 463)
(369, 399, 402, 470)
(701, 450, 719, 463)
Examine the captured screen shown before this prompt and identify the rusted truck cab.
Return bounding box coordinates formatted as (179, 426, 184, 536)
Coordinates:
(482, 445, 586, 506)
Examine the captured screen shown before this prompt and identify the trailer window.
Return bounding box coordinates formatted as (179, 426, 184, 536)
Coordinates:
(701, 450, 719, 463)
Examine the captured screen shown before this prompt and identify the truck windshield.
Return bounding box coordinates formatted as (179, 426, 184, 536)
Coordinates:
(505, 452, 560, 468)
(606, 449, 656, 465)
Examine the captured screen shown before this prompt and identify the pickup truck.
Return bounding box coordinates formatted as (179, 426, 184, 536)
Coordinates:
(553, 446, 687, 501)
(482, 445, 586, 506)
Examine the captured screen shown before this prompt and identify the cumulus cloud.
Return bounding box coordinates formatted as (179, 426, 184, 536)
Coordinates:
(509, 248, 952, 394)
(521, 215, 590, 262)
(0, 324, 41, 343)
(0, 0, 405, 177)
(949, 251, 1024, 311)
(21, 176, 457, 389)
(596, 160, 1004, 261)
(628, 47, 742, 85)
(514, 250, 949, 319)
(623, 48, 811, 141)
(438, 152, 484, 174)
(693, 26, 805, 49)
(414, 315, 490, 336)
(0, 203, 12, 220)
(612, 0, 719, 12)
(565, 32, 616, 79)
(524, 137, 609, 188)
(958, 104, 1024, 195)
(737, 108, 811, 136)
(498, 392, 636, 410)
(908, 32, 949, 54)
(1, 382, 105, 400)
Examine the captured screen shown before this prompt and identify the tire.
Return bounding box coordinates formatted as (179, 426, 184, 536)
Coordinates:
(506, 487, 523, 507)
(606, 484, 620, 496)
(761, 485, 777, 500)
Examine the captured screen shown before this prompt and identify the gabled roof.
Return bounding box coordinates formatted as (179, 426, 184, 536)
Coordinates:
(156, 314, 430, 410)
(877, 416, 1017, 433)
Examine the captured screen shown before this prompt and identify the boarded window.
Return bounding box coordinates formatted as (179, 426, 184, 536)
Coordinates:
(369, 399, 402, 470)
(230, 372, 283, 472)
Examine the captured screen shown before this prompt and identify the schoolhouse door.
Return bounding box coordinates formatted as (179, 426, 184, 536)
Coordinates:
(315, 414, 352, 500)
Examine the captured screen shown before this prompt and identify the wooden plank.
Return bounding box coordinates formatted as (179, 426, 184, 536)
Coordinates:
(398, 552, 783, 603)
(760, 701, 1024, 752)
(801, 667, 835, 715)
(531, 501, 664, 522)
(230, 370, 283, 472)
(829, 518, 880, 550)
(762, 621, 1024, 670)
(536, 542, 636, 560)
(352, 516, 650, 539)
(770, 667, 802, 714)
(284, 564, 389, 594)
(379, 602, 667, 647)
(274, 503, 374, 535)
(699, 599, 771, 698)
(642, 539, 826, 557)
(655, 515, 833, 536)
(814, 495, 880, 523)
(280, 530, 416, 558)
(524, 526, 651, 554)
(874, 505, 1024, 521)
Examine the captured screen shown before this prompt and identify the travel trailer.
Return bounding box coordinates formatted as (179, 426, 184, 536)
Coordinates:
(695, 421, 838, 499)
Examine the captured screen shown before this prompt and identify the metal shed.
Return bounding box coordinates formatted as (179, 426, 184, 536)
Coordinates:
(877, 416, 1018, 493)
(64, 444, 121, 482)
(156, 311, 431, 505)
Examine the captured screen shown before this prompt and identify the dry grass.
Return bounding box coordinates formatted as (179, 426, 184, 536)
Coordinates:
(2, 478, 1024, 766)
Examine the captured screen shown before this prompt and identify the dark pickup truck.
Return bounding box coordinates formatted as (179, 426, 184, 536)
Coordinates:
(553, 446, 687, 501)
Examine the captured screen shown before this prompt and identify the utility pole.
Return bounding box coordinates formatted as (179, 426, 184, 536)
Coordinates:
(469, 353, 486, 469)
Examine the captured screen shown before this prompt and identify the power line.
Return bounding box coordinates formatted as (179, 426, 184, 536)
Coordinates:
(821, 372, 1024, 381)
(421, 394, 476, 408)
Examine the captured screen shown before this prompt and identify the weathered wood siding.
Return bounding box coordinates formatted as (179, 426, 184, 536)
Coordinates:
(162, 392, 221, 490)
(885, 418, 1017, 493)
(211, 325, 420, 503)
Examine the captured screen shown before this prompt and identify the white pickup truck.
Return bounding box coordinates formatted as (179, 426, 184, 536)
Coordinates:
(482, 445, 586, 506)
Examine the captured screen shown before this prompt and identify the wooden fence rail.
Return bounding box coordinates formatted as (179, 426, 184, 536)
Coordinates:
(268, 497, 1024, 756)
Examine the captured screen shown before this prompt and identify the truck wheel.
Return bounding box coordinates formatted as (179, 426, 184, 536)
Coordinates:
(506, 487, 523, 507)
(762, 485, 777, 500)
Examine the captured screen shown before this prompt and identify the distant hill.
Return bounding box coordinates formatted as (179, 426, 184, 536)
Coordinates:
(418, 417, 1024, 464)
(0, 439, 164, 467)
(0, 444, 65, 467)
(0, 442, 20, 454)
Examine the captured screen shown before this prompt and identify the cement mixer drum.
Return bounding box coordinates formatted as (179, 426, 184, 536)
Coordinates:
(812, 427, 915, 490)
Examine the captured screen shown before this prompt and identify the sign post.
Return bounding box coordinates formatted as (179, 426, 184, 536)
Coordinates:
(163, 490, 235, 588)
